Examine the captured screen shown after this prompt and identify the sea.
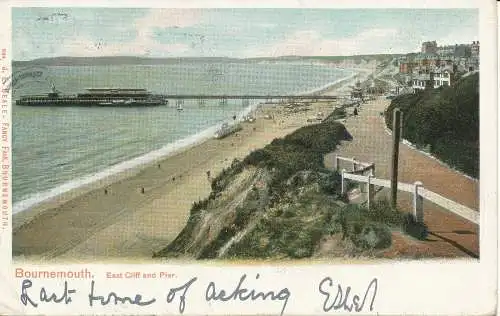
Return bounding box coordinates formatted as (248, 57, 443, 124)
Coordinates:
(12, 60, 354, 213)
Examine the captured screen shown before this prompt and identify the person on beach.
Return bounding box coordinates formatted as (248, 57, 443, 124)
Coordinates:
(353, 107, 358, 116)
(207, 170, 211, 179)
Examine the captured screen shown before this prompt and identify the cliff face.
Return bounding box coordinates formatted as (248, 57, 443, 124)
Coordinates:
(157, 166, 346, 260)
(154, 118, 401, 260)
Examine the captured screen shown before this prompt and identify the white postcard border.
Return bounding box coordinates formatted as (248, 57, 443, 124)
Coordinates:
(0, 1, 497, 315)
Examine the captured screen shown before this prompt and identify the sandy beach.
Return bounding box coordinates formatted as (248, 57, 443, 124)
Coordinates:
(13, 68, 372, 263)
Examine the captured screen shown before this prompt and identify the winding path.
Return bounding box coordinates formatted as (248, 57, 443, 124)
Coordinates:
(325, 98, 479, 258)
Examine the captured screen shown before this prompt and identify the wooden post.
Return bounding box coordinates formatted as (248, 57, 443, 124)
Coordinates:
(413, 181, 424, 223)
(390, 108, 402, 208)
(335, 155, 339, 171)
(341, 169, 346, 195)
(367, 174, 374, 210)
(400, 111, 404, 139)
(369, 166, 375, 207)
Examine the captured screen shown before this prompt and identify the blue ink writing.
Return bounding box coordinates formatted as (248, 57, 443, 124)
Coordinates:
(318, 277, 378, 313)
(166, 277, 197, 314)
(20, 280, 37, 307)
(88, 280, 156, 306)
(20, 279, 76, 307)
(205, 274, 291, 316)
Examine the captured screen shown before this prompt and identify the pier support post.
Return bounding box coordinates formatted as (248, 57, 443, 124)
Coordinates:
(413, 181, 424, 223)
(390, 108, 402, 209)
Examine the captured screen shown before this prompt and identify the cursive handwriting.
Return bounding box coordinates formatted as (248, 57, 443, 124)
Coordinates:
(20, 279, 76, 307)
(318, 277, 378, 313)
(88, 280, 156, 306)
(2, 66, 48, 92)
(205, 274, 291, 316)
(166, 277, 197, 314)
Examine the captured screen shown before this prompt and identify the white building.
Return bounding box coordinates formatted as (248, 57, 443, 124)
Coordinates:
(431, 67, 452, 88)
(411, 66, 453, 92)
(412, 74, 429, 91)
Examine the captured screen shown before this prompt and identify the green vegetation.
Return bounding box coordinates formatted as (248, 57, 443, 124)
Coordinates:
(332, 107, 347, 119)
(242, 119, 348, 201)
(155, 118, 426, 260)
(337, 199, 428, 246)
(385, 73, 479, 178)
(225, 191, 339, 259)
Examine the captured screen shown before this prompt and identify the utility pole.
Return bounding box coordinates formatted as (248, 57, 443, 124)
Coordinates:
(390, 108, 402, 208)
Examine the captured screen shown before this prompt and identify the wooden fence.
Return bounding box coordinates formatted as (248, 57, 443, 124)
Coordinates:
(335, 155, 479, 225)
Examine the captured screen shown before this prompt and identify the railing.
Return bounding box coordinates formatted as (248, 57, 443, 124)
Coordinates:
(335, 155, 479, 225)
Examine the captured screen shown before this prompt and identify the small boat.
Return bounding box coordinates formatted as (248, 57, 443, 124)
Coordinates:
(214, 122, 242, 139)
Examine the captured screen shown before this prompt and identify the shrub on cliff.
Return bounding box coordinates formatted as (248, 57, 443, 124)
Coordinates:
(385, 73, 479, 178)
(243, 121, 349, 198)
(156, 121, 351, 259)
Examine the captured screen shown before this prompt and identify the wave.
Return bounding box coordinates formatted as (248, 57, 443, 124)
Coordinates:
(13, 69, 361, 214)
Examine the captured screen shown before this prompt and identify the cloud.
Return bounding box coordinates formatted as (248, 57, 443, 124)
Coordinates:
(135, 9, 203, 39)
(250, 28, 401, 57)
(436, 28, 478, 47)
(56, 9, 202, 57)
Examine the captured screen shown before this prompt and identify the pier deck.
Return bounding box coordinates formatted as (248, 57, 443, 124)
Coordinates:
(161, 94, 347, 100)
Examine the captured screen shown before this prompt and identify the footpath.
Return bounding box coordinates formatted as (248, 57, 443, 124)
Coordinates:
(325, 98, 479, 258)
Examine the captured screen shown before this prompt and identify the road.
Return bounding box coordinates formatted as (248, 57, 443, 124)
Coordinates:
(325, 96, 479, 258)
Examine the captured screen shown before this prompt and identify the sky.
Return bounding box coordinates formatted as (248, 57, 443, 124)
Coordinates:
(11, 8, 478, 60)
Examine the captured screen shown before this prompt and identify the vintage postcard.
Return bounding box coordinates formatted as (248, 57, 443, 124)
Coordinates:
(0, 0, 497, 315)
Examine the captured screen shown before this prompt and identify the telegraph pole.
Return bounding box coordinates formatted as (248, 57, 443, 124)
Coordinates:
(390, 108, 402, 208)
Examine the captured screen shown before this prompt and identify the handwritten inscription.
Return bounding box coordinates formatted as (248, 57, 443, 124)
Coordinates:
(2, 66, 48, 93)
(21, 279, 76, 307)
(37, 12, 70, 23)
(318, 277, 378, 313)
(206, 274, 290, 316)
(88, 280, 156, 306)
(167, 277, 197, 313)
(19, 275, 379, 314)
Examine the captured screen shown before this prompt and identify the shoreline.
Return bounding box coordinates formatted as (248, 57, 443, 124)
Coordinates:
(12, 68, 364, 218)
(12, 68, 371, 260)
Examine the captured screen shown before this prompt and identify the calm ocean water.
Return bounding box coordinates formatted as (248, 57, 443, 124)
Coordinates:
(12, 61, 353, 211)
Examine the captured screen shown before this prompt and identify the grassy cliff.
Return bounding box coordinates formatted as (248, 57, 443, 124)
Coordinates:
(385, 73, 479, 178)
(154, 115, 415, 260)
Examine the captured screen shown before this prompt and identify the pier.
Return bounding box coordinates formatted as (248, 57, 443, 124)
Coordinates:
(162, 94, 346, 101)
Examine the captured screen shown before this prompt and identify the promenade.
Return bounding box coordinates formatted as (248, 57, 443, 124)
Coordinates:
(325, 98, 479, 258)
